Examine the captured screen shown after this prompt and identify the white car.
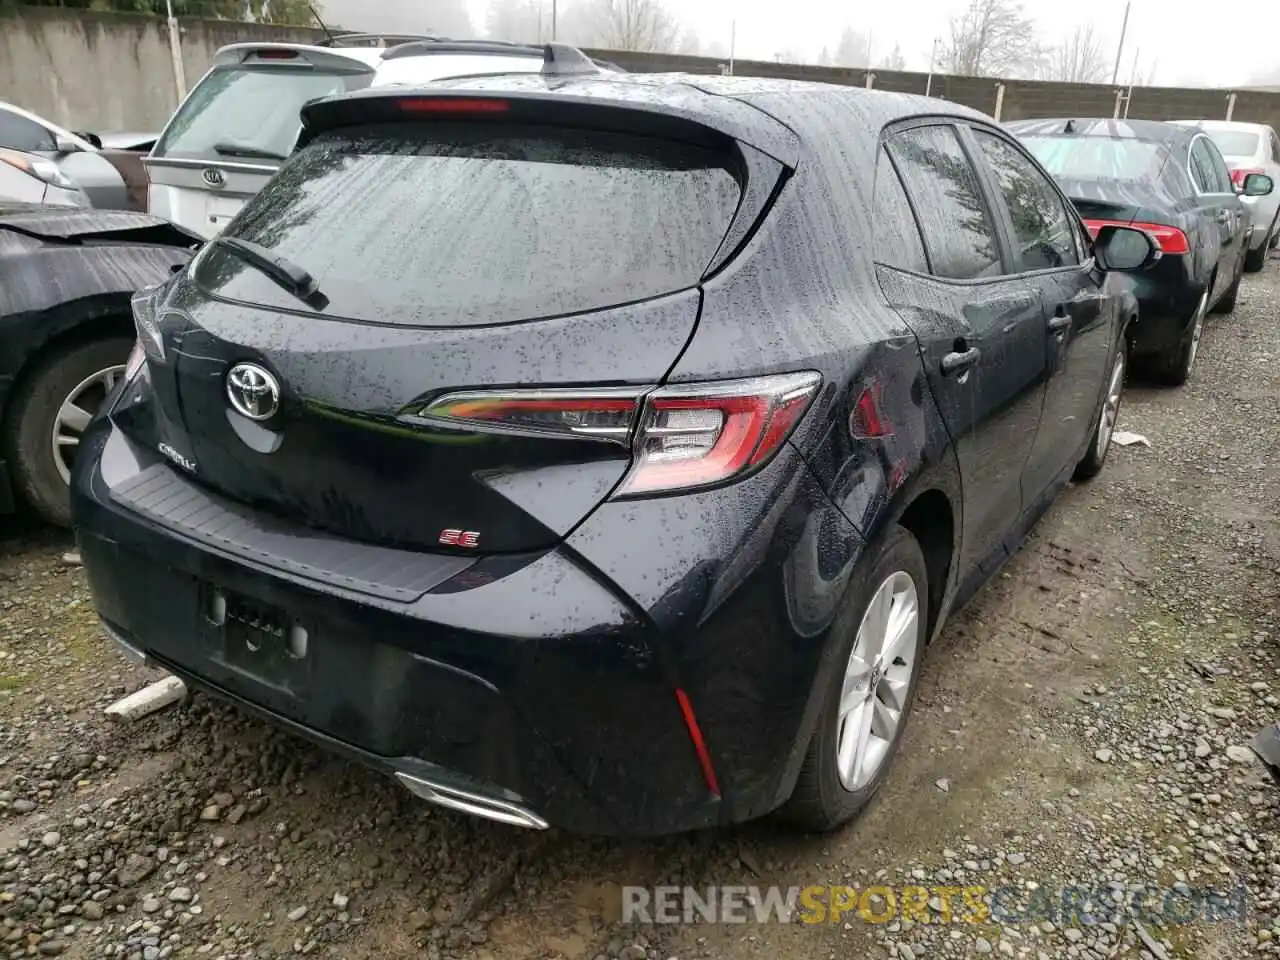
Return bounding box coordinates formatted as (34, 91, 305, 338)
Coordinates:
(0, 102, 140, 209)
(1173, 119, 1280, 271)
(146, 35, 606, 239)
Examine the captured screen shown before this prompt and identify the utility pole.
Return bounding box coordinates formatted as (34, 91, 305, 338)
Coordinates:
(925, 37, 939, 97)
(165, 0, 186, 101)
(551, 0, 557, 41)
(1111, 1, 1131, 86)
(728, 19, 736, 76)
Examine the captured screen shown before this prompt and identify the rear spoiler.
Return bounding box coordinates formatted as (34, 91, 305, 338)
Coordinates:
(212, 42, 379, 74)
(297, 86, 800, 168)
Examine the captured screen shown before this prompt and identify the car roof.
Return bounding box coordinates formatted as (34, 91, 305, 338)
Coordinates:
(0, 101, 98, 152)
(303, 71, 993, 168)
(1170, 119, 1269, 133)
(1006, 117, 1191, 144)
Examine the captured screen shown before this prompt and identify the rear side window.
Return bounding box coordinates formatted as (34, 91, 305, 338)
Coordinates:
(0, 109, 56, 153)
(973, 130, 1079, 271)
(872, 150, 928, 273)
(1020, 135, 1167, 182)
(153, 66, 367, 162)
(886, 125, 1002, 281)
(1190, 138, 1231, 193)
(200, 123, 742, 326)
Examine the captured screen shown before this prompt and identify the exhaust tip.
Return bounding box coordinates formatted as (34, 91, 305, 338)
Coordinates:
(395, 772, 548, 830)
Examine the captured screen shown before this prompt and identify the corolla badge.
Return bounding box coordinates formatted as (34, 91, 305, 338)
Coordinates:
(226, 362, 280, 421)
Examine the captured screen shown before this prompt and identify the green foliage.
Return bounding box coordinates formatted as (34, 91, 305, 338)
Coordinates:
(0, 0, 319, 27)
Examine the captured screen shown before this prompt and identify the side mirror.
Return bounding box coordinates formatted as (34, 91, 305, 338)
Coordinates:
(1094, 224, 1160, 272)
(1243, 172, 1274, 197)
(55, 134, 85, 154)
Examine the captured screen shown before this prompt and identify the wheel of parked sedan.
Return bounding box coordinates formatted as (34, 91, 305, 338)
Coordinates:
(3, 336, 131, 527)
(1074, 340, 1127, 481)
(783, 524, 928, 831)
(1158, 288, 1208, 387)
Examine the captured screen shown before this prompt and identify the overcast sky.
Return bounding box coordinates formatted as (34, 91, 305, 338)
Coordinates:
(451, 0, 1280, 88)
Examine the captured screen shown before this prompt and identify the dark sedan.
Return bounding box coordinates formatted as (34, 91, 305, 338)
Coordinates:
(74, 69, 1158, 836)
(1009, 118, 1273, 385)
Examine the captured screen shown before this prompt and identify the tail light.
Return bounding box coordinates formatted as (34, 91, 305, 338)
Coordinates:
(130, 286, 166, 362)
(248, 48, 300, 61)
(619, 373, 822, 495)
(414, 371, 822, 496)
(395, 97, 510, 115)
(124, 340, 146, 382)
(1231, 167, 1265, 188)
(1083, 218, 1189, 256)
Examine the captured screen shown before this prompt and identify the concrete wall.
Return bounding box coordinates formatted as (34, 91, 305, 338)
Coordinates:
(0, 6, 323, 131)
(2, 6, 1280, 136)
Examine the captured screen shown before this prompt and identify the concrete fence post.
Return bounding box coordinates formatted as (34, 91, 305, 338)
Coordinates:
(1226, 92, 1237, 121)
(1113, 90, 1123, 119)
(993, 83, 1006, 121)
(164, 0, 187, 101)
(865, 71, 876, 89)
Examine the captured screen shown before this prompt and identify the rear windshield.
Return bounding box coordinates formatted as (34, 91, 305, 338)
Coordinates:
(1205, 130, 1260, 158)
(196, 123, 742, 326)
(153, 65, 369, 162)
(1018, 135, 1168, 182)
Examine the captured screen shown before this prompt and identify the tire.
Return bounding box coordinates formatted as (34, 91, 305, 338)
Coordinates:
(1155, 288, 1207, 387)
(1074, 340, 1127, 482)
(3, 336, 132, 527)
(782, 524, 929, 832)
(1244, 243, 1268, 273)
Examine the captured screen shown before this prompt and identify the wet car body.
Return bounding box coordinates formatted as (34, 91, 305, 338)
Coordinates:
(0, 205, 198, 521)
(75, 74, 1145, 835)
(1009, 118, 1256, 382)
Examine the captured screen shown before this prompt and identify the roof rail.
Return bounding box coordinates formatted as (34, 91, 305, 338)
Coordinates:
(317, 32, 445, 48)
(542, 43, 606, 76)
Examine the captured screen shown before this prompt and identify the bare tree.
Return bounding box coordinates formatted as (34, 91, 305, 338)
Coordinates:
(817, 46, 833, 66)
(942, 0, 1042, 78)
(878, 43, 907, 71)
(833, 26, 872, 69)
(579, 0, 679, 52)
(1043, 24, 1108, 83)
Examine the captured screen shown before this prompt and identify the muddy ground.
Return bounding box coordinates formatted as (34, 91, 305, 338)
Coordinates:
(1, 259, 1279, 960)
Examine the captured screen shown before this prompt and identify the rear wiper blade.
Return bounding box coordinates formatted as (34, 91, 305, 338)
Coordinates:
(213, 141, 288, 161)
(214, 236, 328, 308)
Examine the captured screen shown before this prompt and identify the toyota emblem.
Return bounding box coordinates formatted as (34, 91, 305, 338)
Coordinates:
(226, 362, 280, 421)
(201, 167, 226, 188)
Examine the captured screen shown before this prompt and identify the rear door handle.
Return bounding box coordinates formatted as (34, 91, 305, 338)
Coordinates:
(1048, 312, 1072, 332)
(941, 348, 980, 376)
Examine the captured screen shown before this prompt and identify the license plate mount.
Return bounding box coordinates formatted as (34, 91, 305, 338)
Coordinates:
(203, 586, 311, 694)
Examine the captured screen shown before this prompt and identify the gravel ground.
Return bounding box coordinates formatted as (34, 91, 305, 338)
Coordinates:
(1, 258, 1279, 960)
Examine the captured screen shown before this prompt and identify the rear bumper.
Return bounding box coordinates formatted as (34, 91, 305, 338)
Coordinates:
(1242, 195, 1279, 249)
(1124, 257, 1203, 358)
(73, 418, 863, 836)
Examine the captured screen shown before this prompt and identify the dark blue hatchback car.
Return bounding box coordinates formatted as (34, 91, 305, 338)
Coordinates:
(74, 61, 1159, 836)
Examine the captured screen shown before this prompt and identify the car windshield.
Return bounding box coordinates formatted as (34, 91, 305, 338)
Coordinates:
(152, 65, 365, 163)
(1018, 135, 1168, 181)
(196, 122, 742, 327)
(1205, 130, 1261, 158)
